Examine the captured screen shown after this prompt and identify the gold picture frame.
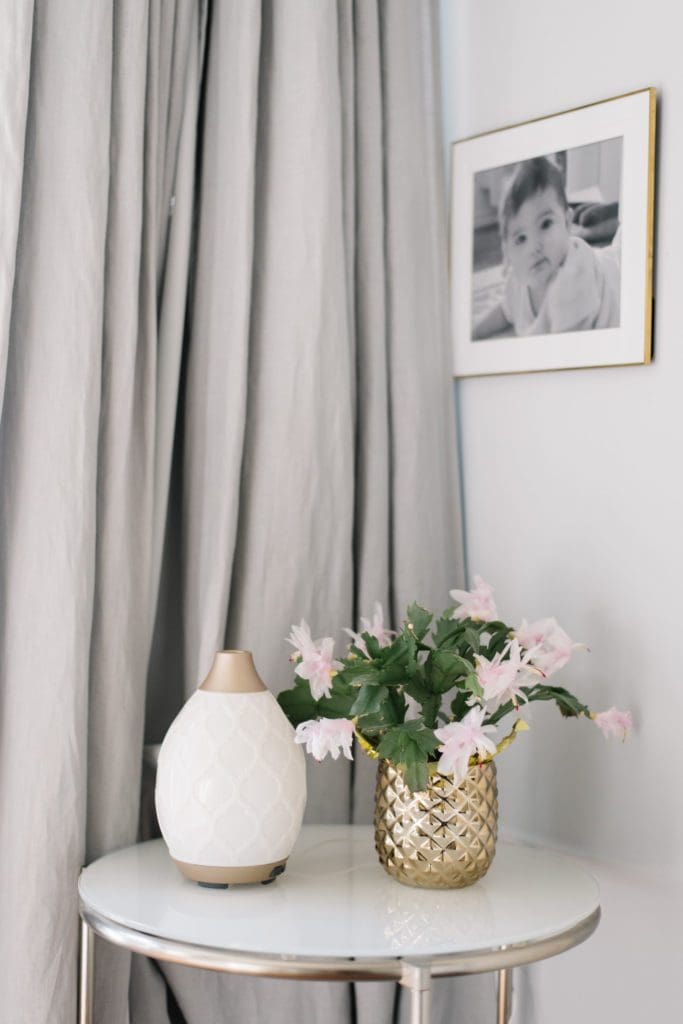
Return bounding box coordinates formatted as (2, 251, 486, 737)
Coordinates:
(449, 88, 656, 377)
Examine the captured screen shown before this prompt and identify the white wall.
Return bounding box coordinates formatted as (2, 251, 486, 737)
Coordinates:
(440, 2, 683, 1020)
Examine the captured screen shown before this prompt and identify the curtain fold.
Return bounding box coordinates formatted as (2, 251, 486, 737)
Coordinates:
(0, 2, 114, 1017)
(182, 0, 263, 687)
(0, 1, 34, 415)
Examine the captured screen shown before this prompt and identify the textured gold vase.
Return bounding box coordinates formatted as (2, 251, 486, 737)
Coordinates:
(374, 759, 498, 889)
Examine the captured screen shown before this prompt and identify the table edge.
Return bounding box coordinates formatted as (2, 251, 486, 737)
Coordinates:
(79, 900, 601, 982)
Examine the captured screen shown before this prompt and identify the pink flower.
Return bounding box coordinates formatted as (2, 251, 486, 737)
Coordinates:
(435, 706, 497, 785)
(593, 707, 632, 741)
(294, 718, 355, 761)
(475, 639, 537, 710)
(515, 617, 585, 677)
(450, 575, 498, 623)
(362, 601, 395, 646)
(344, 601, 395, 658)
(286, 620, 343, 700)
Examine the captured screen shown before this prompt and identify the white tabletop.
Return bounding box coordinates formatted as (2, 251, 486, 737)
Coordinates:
(79, 825, 599, 969)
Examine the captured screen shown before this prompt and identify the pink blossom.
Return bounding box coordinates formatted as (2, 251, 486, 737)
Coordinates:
(344, 629, 370, 658)
(475, 639, 537, 710)
(593, 707, 632, 741)
(435, 706, 497, 785)
(286, 620, 343, 700)
(515, 617, 585, 677)
(344, 601, 395, 658)
(450, 575, 498, 623)
(294, 718, 355, 761)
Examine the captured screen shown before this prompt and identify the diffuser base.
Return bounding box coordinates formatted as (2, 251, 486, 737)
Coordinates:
(174, 858, 287, 886)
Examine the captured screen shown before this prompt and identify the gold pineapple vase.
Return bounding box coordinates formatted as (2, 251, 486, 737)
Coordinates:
(374, 759, 498, 889)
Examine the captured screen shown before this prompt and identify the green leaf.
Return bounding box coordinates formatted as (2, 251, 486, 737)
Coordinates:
(337, 661, 378, 683)
(484, 620, 509, 634)
(375, 721, 439, 793)
(380, 633, 411, 668)
(378, 690, 406, 727)
(376, 663, 412, 686)
(376, 720, 439, 758)
(422, 701, 440, 730)
(403, 759, 429, 794)
(350, 683, 388, 717)
(463, 627, 481, 653)
(525, 685, 590, 718)
(375, 726, 405, 764)
(485, 684, 591, 729)
(484, 698, 515, 727)
(355, 689, 404, 734)
(404, 679, 440, 729)
(485, 634, 509, 657)
(450, 689, 471, 720)
(387, 686, 408, 722)
(277, 680, 318, 726)
(405, 603, 433, 641)
(433, 616, 463, 648)
(484, 625, 512, 658)
(363, 633, 382, 660)
(426, 649, 473, 695)
(401, 630, 419, 670)
(410, 728, 440, 757)
(462, 672, 484, 699)
(318, 687, 357, 720)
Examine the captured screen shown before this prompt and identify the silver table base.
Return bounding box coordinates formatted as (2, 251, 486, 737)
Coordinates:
(78, 907, 598, 1024)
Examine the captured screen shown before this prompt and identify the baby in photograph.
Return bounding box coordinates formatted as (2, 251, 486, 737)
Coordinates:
(473, 156, 620, 339)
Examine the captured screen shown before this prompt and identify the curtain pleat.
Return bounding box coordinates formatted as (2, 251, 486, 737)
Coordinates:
(87, 5, 206, 1022)
(182, 0, 263, 687)
(381, 0, 464, 616)
(217, 0, 356, 817)
(0, 0, 34, 418)
(0, 2, 113, 1018)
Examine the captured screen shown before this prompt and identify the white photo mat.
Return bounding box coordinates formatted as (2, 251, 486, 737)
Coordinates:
(450, 89, 655, 377)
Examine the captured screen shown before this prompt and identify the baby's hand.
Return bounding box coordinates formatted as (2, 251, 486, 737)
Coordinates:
(570, 201, 619, 246)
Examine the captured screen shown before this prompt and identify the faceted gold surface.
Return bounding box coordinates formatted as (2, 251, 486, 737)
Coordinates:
(374, 760, 498, 889)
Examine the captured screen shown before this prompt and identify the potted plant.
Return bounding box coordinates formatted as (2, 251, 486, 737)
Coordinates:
(278, 576, 631, 889)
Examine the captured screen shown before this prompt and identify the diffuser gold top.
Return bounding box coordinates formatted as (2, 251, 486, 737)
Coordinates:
(198, 650, 267, 694)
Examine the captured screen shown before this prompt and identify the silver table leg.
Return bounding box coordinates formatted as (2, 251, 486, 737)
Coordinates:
(497, 968, 512, 1024)
(78, 919, 94, 1024)
(400, 959, 432, 1024)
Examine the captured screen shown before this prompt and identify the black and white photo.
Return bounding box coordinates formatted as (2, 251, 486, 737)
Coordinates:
(450, 90, 655, 376)
(471, 140, 622, 341)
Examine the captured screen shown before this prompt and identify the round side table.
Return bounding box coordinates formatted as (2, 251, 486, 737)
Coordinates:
(78, 824, 600, 1024)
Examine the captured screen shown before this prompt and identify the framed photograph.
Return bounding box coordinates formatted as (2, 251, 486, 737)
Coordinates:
(450, 88, 656, 377)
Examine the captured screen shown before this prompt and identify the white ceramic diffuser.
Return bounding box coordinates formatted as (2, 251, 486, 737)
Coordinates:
(155, 650, 307, 887)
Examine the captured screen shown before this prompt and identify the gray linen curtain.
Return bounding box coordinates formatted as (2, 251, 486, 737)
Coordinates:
(0, 1, 206, 1021)
(0, 1, 493, 1022)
